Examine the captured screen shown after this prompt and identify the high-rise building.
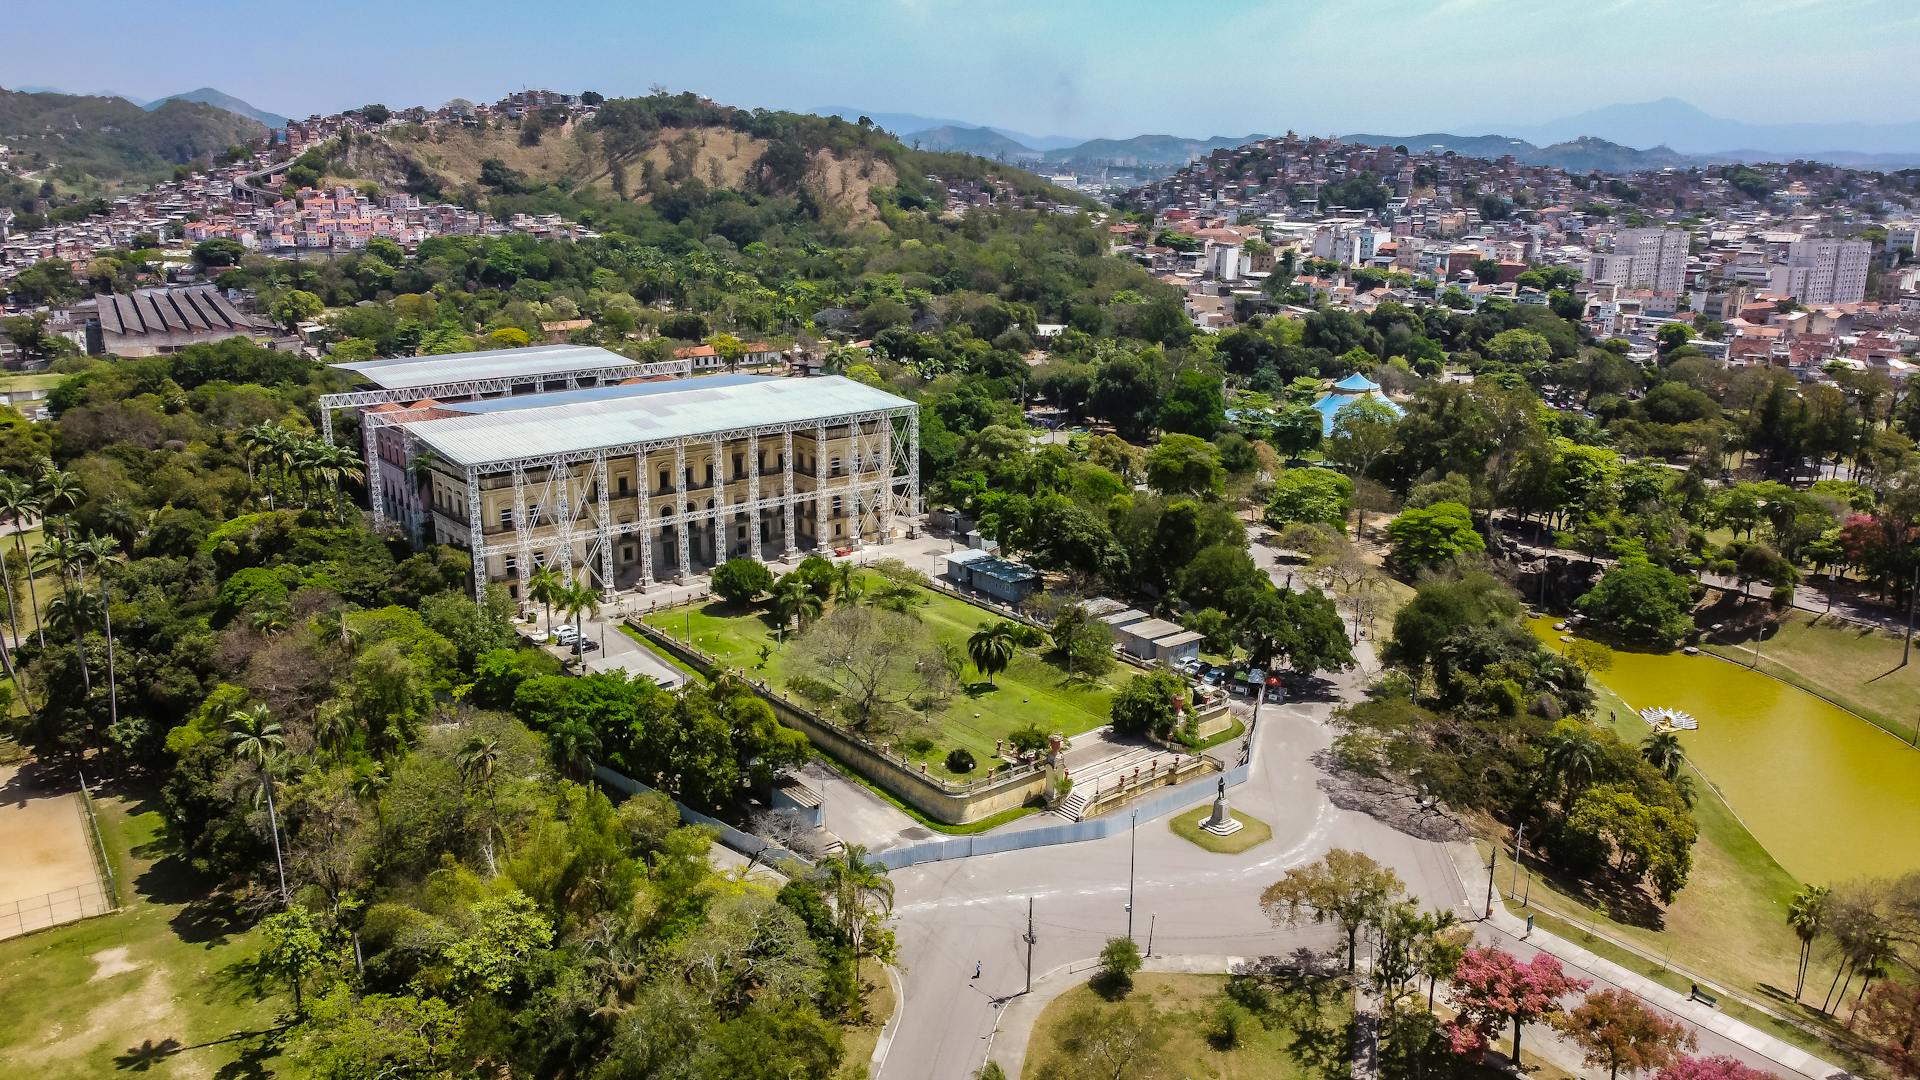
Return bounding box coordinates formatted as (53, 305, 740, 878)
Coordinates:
(1593, 227, 1688, 296)
(1770, 238, 1872, 305)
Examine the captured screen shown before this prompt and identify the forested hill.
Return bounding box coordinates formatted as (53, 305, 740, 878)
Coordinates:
(314, 91, 1090, 235)
(0, 88, 266, 188)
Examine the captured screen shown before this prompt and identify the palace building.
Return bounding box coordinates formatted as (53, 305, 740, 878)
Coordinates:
(321, 346, 920, 601)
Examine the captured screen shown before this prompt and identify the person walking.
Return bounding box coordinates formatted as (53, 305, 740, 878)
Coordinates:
(973, 960, 982, 980)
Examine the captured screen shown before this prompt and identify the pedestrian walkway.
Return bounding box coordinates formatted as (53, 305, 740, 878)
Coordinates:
(1443, 843, 1855, 1080)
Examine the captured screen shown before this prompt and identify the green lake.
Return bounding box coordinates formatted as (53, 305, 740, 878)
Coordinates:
(1530, 618, 1920, 885)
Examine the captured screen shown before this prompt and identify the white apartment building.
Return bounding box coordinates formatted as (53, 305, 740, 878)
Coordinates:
(1770, 238, 1872, 306)
(1588, 227, 1688, 296)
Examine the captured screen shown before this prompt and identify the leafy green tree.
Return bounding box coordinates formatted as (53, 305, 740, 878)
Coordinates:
(1575, 558, 1695, 646)
(1384, 502, 1484, 573)
(259, 905, 327, 1015)
(270, 289, 324, 331)
(1158, 369, 1226, 438)
(1269, 402, 1324, 460)
(1097, 935, 1143, 994)
(1261, 848, 1406, 972)
(817, 843, 896, 962)
(444, 889, 555, 998)
(711, 558, 776, 605)
(1264, 467, 1353, 532)
(1563, 784, 1696, 902)
(1108, 671, 1185, 740)
(1485, 328, 1552, 370)
(1145, 433, 1223, 497)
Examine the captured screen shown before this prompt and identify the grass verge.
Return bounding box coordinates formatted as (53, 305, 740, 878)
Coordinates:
(1169, 805, 1272, 854)
(1021, 971, 1350, 1080)
(1697, 606, 1920, 746)
(837, 958, 896, 1079)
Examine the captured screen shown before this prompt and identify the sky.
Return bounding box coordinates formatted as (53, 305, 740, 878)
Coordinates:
(4, 0, 1917, 140)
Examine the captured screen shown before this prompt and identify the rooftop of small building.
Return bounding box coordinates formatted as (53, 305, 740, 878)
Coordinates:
(405, 374, 915, 468)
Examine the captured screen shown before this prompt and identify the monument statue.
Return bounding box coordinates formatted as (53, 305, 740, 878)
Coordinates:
(1202, 774, 1242, 836)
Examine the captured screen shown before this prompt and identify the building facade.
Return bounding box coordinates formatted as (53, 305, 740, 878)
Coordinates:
(368, 374, 917, 602)
(1770, 238, 1872, 306)
(1590, 227, 1688, 297)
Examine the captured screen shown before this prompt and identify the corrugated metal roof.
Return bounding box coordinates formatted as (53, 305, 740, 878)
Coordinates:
(407, 375, 915, 467)
(331, 344, 637, 391)
(436, 372, 766, 414)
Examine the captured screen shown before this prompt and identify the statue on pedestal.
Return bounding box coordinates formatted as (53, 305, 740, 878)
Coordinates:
(1201, 775, 1243, 836)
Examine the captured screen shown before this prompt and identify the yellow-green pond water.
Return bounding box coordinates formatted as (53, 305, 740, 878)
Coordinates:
(1530, 618, 1920, 885)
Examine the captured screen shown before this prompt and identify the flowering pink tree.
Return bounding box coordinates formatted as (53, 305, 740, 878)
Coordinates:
(1448, 947, 1589, 1064)
(1653, 1054, 1781, 1080)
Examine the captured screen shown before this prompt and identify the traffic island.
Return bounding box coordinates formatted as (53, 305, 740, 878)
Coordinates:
(1170, 805, 1272, 854)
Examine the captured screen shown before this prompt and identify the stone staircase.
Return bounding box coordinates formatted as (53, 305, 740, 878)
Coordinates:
(1052, 746, 1191, 821)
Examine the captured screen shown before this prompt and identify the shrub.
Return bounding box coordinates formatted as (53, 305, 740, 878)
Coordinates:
(711, 558, 776, 604)
(1769, 581, 1795, 609)
(945, 747, 976, 773)
(1008, 724, 1050, 755)
(1212, 1000, 1249, 1049)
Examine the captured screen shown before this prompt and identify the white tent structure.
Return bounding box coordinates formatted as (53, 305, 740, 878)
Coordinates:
(1639, 706, 1699, 731)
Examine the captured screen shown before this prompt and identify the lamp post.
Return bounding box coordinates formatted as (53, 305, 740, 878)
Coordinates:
(1126, 808, 1138, 940)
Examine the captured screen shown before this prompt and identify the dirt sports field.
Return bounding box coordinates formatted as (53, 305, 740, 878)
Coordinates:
(0, 763, 108, 939)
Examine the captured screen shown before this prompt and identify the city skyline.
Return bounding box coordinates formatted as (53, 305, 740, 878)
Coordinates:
(4, 0, 1918, 144)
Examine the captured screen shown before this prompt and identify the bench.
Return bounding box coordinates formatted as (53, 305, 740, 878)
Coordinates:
(1688, 984, 1720, 1008)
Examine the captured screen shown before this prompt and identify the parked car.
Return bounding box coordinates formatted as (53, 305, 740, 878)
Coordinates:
(552, 625, 579, 645)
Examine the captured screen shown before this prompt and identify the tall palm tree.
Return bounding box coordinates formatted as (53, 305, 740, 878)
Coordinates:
(1787, 884, 1829, 1000)
(314, 442, 365, 516)
(1641, 729, 1685, 782)
(459, 735, 502, 876)
(559, 578, 601, 659)
(527, 565, 563, 633)
(832, 561, 864, 605)
(227, 703, 290, 906)
(0, 472, 34, 641)
(0, 475, 44, 646)
(817, 844, 895, 961)
(967, 621, 1016, 687)
(37, 536, 90, 696)
(76, 534, 122, 738)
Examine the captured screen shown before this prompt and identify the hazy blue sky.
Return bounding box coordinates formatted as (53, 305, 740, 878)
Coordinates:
(4, 0, 1915, 138)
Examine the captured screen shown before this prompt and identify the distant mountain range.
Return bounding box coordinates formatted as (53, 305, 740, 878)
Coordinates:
(1340, 132, 1693, 174)
(822, 110, 1266, 168)
(1478, 98, 1920, 168)
(0, 88, 267, 187)
(9, 84, 289, 129)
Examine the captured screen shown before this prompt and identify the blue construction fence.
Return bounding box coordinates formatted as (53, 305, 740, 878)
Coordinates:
(872, 760, 1253, 870)
(594, 765, 815, 869)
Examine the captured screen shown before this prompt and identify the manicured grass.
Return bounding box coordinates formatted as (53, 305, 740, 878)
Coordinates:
(1699, 606, 1920, 745)
(1021, 972, 1350, 1080)
(0, 784, 287, 1079)
(643, 571, 1126, 781)
(1169, 805, 1272, 854)
(616, 622, 705, 682)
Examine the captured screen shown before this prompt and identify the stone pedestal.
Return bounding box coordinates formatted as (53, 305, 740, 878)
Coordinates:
(1201, 777, 1242, 836)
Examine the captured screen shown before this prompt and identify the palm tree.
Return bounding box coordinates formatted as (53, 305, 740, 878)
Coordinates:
(76, 534, 122, 738)
(36, 467, 83, 535)
(558, 578, 601, 660)
(1641, 729, 1685, 782)
(1542, 725, 1601, 798)
(832, 561, 864, 605)
(459, 735, 502, 876)
(817, 843, 896, 961)
(967, 621, 1016, 687)
(773, 577, 822, 635)
(0, 475, 44, 647)
(350, 762, 389, 837)
(547, 716, 600, 781)
(1787, 885, 1829, 1000)
(227, 703, 290, 906)
(37, 537, 91, 696)
(528, 565, 563, 634)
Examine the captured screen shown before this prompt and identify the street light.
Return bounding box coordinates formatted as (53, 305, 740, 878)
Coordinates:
(1126, 808, 1138, 940)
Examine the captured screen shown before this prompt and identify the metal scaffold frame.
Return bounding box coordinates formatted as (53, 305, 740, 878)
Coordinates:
(443, 406, 919, 601)
(318, 358, 693, 442)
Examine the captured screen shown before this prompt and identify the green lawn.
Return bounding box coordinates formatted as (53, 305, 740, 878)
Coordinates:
(643, 572, 1127, 781)
(1020, 972, 1350, 1080)
(0, 784, 287, 1079)
(1699, 605, 1920, 745)
(1170, 805, 1272, 854)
